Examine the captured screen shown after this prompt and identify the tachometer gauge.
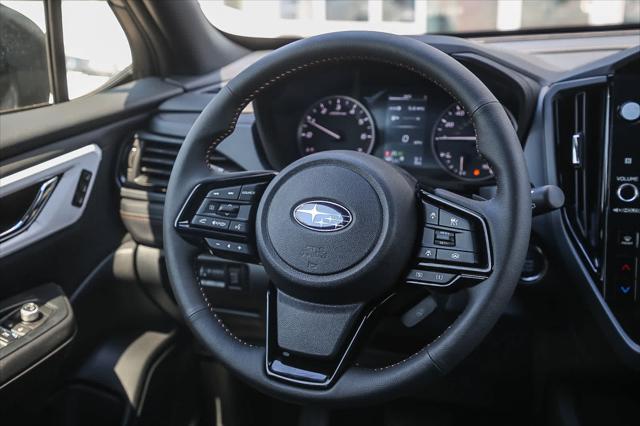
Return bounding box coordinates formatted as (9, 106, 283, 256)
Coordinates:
(432, 103, 492, 180)
(298, 95, 375, 155)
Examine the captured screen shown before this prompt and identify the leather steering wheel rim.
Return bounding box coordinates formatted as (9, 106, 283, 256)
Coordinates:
(163, 31, 531, 406)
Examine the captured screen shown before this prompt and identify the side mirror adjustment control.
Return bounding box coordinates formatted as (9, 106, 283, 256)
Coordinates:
(20, 302, 40, 322)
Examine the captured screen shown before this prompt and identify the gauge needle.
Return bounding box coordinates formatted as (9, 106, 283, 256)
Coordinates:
(459, 156, 464, 175)
(307, 119, 341, 140)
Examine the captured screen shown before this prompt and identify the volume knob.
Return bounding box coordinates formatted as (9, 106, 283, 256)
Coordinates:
(617, 183, 639, 203)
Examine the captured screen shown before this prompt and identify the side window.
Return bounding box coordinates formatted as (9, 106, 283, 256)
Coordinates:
(61, 0, 132, 100)
(0, 1, 51, 112)
(0, 0, 132, 113)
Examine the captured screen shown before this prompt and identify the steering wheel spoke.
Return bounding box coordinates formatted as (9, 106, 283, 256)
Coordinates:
(404, 188, 493, 290)
(265, 289, 387, 387)
(174, 171, 276, 262)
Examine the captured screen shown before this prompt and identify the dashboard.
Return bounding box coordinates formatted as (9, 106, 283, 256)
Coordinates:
(253, 60, 531, 190)
(115, 32, 640, 372)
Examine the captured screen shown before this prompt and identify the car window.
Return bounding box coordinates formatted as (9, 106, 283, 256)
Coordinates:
(0, 1, 51, 112)
(61, 0, 132, 100)
(0, 0, 132, 113)
(199, 0, 640, 38)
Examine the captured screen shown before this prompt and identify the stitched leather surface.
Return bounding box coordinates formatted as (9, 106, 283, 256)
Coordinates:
(162, 31, 531, 406)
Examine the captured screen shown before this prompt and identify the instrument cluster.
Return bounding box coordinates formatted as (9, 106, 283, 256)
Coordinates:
(254, 62, 523, 187)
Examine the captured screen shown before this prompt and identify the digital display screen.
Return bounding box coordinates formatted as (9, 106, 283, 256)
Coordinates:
(381, 94, 428, 168)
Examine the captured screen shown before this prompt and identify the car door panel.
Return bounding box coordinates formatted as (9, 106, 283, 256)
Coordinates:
(0, 284, 75, 391)
(0, 78, 182, 397)
(0, 78, 180, 296)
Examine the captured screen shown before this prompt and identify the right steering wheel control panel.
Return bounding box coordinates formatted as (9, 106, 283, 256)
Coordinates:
(406, 192, 492, 289)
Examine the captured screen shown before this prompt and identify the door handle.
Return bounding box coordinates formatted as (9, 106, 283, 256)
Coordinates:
(0, 176, 59, 243)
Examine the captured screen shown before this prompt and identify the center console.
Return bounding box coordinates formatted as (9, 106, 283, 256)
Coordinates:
(554, 55, 639, 351)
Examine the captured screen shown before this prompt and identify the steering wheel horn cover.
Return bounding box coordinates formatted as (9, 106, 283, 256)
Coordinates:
(163, 31, 531, 405)
(256, 150, 418, 304)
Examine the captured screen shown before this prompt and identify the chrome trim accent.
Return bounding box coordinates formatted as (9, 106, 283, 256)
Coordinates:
(600, 85, 612, 285)
(0, 176, 58, 243)
(571, 132, 583, 167)
(292, 200, 353, 232)
(0, 144, 102, 258)
(616, 183, 639, 203)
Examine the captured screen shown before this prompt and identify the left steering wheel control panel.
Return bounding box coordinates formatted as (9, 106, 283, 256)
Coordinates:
(175, 173, 276, 261)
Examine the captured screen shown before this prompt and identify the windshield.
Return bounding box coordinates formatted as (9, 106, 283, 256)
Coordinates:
(199, 0, 640, 38)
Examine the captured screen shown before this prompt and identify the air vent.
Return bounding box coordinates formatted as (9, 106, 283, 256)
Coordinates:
(554, 83, 608, 272)
(121, 131, 240, 193)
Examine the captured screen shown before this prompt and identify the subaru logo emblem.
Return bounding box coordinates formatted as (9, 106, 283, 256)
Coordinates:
(293, 201, 352, 232)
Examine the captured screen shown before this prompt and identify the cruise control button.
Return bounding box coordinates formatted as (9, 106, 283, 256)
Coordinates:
(206, 238, 251, 255)
(217, 203, 240, 217)
(239, 183, 265, 201)
(436, 249, 477, 265)
(439, 210, 472, 230)
(197, 200, 219, 216)
(406, 269, 455, 286)
(434, 230, 456, 246)
(191, 215, 230, 230)
(206, 186, 241, 200)
(422, 202, 439, 225)
(422, 227, 477, 252)
(418, 246, 436, 260)
(229, 221, 248, 234)
(199, 201, 250, 220)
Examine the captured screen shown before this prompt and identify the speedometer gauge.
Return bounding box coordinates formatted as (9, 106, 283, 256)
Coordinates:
(432, 103, 492, 180)
(298, 95, 375, 155)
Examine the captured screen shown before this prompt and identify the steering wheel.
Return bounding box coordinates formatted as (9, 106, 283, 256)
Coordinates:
(163, 32, 531, 406)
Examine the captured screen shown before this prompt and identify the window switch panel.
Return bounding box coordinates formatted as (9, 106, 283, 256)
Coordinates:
(72, 169, 92, 207)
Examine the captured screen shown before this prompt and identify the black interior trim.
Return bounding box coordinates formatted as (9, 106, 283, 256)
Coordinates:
(143, 0, 248, 75)
(0, 78, 182, 162)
